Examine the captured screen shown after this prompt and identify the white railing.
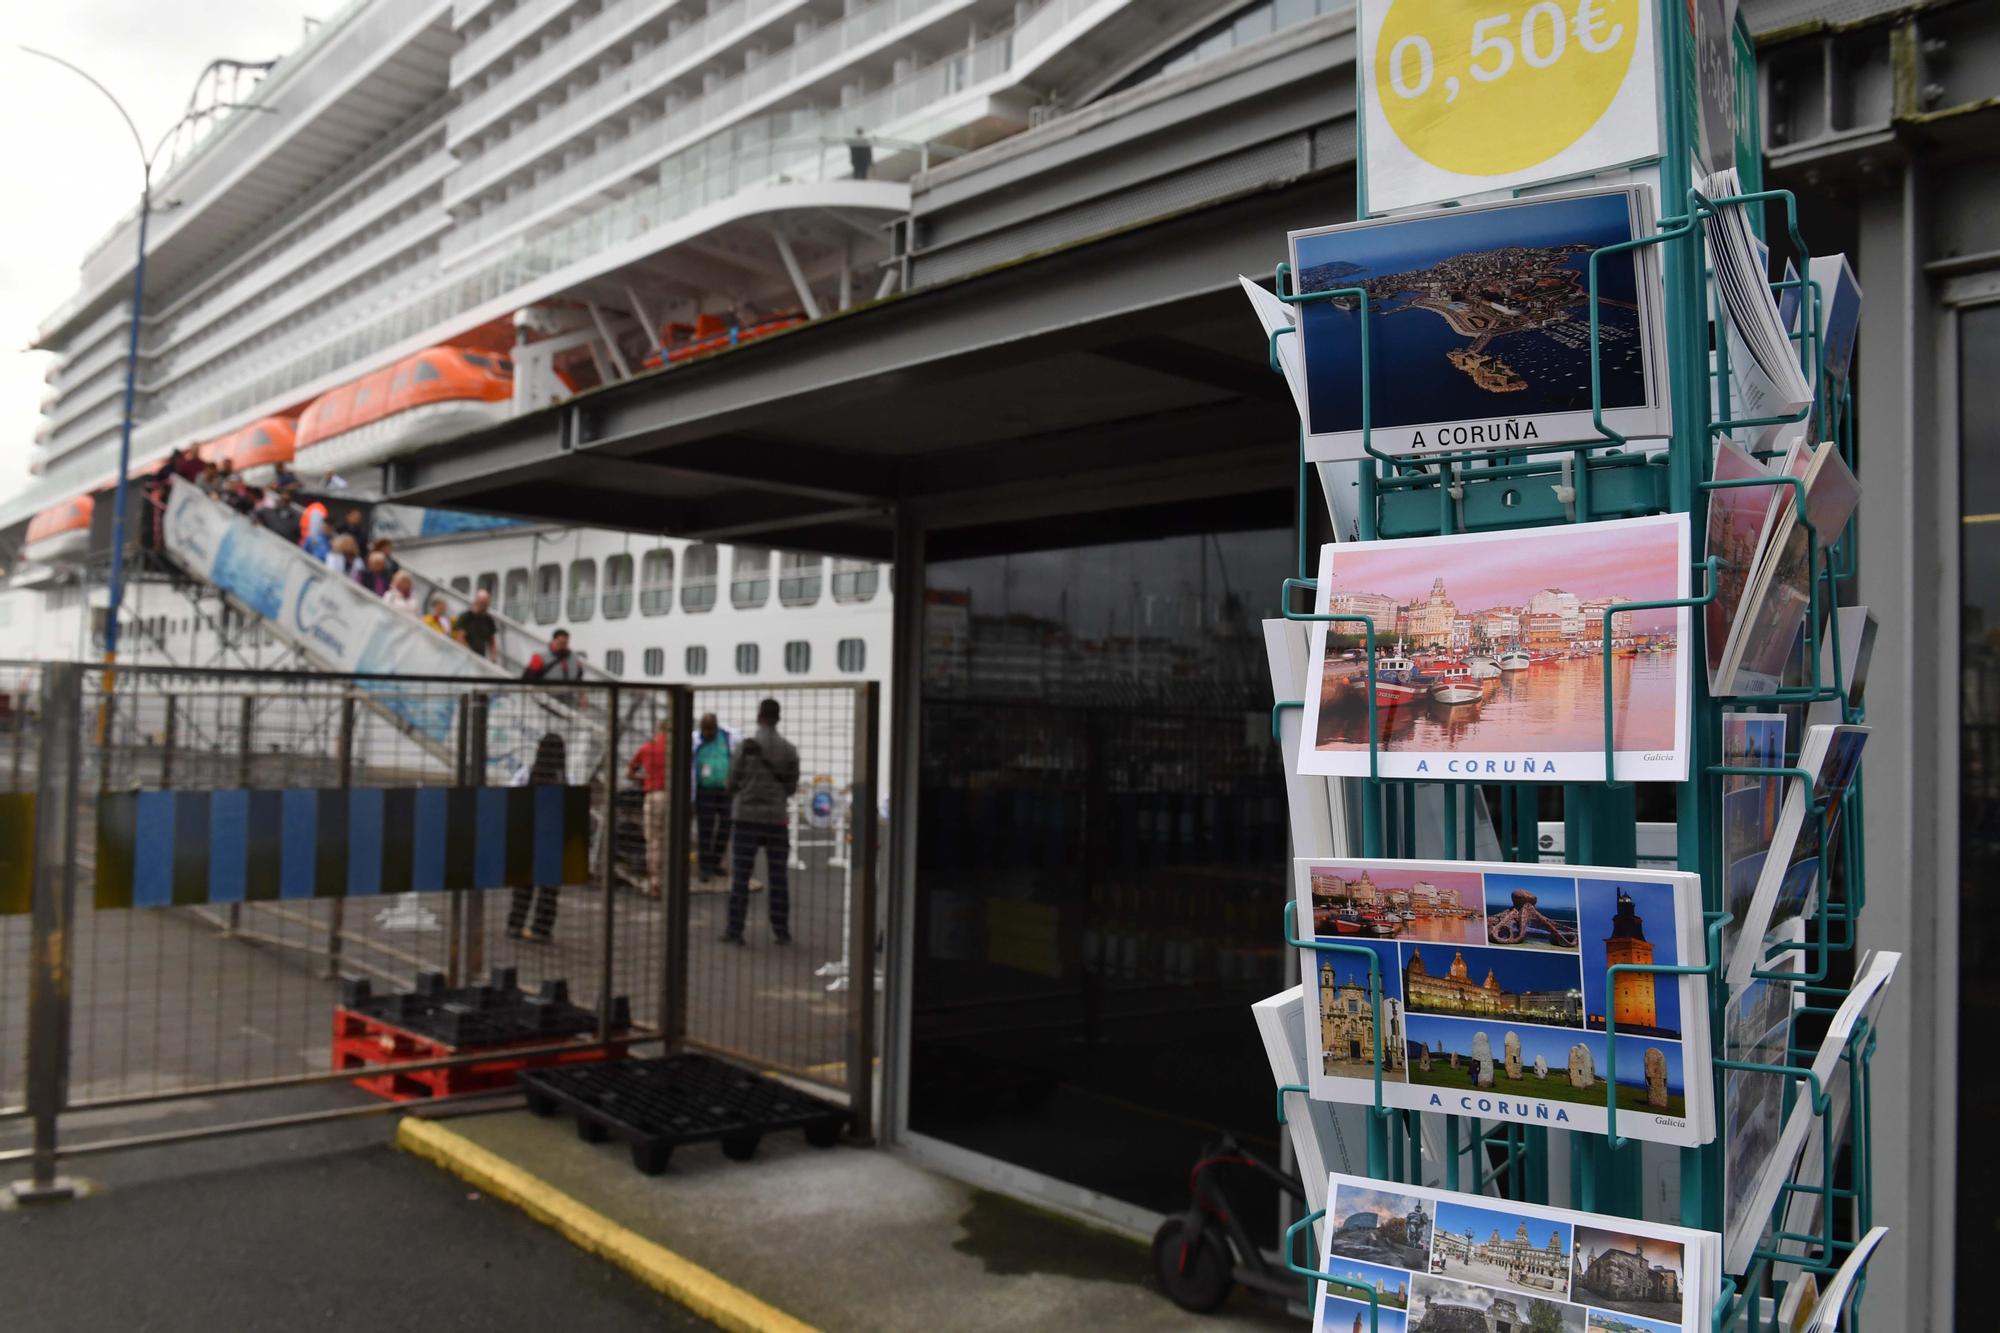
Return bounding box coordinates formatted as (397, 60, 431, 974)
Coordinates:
(452, 0, 576, 87)
(1009, 0, 1107, 60)
(445, 0, 800, 206)
(450, 0, 972, 249)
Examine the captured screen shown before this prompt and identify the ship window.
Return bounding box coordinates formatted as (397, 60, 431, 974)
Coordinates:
(831, 559, 879, 603)
(462, 353, 493, 369)
(414, 359, 443, 382)
(783, 641, 810, 674)
(566, 559, 596, 622)
(778, 552, 822, 606)
(639, 548, 673, 615)
(604, 649, 625, 675)
(643, 648, 664, 677)
(450, 576, 471, 595)
(534, 563, 561, 624)
(730, 546, 770, 610)
(503, 568, 531, 620)
(477, 571, 498, 601)
(735, 643, 759, 675)
(603, 553, 633, 618)
(682, 544, 718, 613)
(685, 645, 707, 676)
(837, 638, 866, 673)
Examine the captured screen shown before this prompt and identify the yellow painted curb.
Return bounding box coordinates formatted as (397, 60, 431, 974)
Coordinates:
(397, 1117, 820, 1333)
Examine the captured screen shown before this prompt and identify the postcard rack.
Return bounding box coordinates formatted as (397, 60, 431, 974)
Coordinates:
(1262, 2, 1882, 1329)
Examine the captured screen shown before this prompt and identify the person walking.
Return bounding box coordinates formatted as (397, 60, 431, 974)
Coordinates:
(452, 588, 500, 662)
(507, 732, 568, 943)
(690, 712, 733, 885)
(422, 595, 454, 635)
(324, 533, 363, 578)
(354, 551, 395, 596)
(721, 699, 799, 946)
(523, 628, 583, 682)
(626, 719, 673, 897)
(383, 569, 421, 615)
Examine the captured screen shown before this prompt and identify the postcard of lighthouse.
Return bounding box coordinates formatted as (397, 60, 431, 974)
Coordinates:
(1297, 513, 1691, 783)
(1310, 1173, 1719, 1333)
(1294, 857, 1714, 1148)
(1286, 185, 1670, 463)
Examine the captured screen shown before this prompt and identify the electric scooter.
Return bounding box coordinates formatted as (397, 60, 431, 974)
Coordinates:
(1152, 1135, 1310, 1315)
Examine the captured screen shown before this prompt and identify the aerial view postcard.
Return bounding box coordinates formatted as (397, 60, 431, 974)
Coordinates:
(1297, 514, 1690, 784)
(1287, 186, 1669, 462)
(1311, 1174, 1717, 1333)
(1294, 858, 1713, 1148)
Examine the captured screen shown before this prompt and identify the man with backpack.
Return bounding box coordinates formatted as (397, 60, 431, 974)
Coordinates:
(523, 628, 583, 682)
(721, 699, 799, 946)
(689, 712, 733, 886)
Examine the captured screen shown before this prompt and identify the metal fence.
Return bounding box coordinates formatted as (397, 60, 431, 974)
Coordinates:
(0, 660, 879, 1195)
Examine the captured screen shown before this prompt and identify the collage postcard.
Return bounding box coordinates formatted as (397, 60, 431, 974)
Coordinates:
(1286, 186, 1670, 464)
(1297, 513, 1691, 784)
(1293, 857, 1714, 1149)
(1312, 1173, 1719, 1333)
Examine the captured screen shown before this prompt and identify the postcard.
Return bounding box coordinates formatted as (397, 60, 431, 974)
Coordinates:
(1723, 956, 1897, 1288)
(1719, 712, 1786, 971)
(1723, 724, 1869, 986)
(1776, 1274, 1819, 1333)
(1297, 514, 1691, 784)
(1702, 168, 1813, 434)
(1804, 1228, 1887, 1333)
(1704, 442, 1792, 692)
(1723, 444, 1861, 696)
(1294, 858, 1713, 1148)
(1719, 929, 1804, 1275)
(1312, 1174, 1717, 1333)
(1804, 606, 1876, 729)
(1287, 187, 1669, 463)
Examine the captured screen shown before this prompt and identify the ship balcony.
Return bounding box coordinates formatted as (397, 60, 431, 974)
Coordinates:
(452, 0, 579, 90)
(447, 0, 1000, 261)
(154, 152, 455, 356)
(146, 208, 453, 392)
(443, 0, 809, 204)
(51, 330, 143, 400)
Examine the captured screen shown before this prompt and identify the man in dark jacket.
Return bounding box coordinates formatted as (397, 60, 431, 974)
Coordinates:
(721, 698, 800, 945)
(523, 629, 584, 682)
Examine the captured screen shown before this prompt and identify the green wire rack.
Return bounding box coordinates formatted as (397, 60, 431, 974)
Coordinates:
(1264, 1, 1880, 1328)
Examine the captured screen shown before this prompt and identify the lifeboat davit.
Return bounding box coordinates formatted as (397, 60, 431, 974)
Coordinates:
(198, 415, 299, 487)
(639, 311, 806, 370)
(292, 345, 513, 482)
(22, 495, 93, 565)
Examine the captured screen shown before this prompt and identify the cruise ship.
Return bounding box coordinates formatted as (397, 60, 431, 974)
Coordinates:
(0, 0, 1319, 691)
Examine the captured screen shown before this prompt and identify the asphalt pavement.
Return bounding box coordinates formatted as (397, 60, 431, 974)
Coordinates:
(0, 1113, 716, 1333)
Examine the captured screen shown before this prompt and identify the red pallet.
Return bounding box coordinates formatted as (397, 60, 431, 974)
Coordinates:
(332, 1006, 627, 1102)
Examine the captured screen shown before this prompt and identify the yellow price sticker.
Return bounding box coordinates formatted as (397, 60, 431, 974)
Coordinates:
(1375, 0, 1641, 176)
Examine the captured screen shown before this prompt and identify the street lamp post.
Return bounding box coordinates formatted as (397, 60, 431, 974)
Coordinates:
(20, 48, 272, 669)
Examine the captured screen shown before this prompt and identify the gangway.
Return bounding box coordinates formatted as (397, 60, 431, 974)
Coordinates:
(154, 478, 606, 782)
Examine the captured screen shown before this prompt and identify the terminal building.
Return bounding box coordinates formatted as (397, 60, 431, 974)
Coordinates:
(0, 0, 1992, 1326)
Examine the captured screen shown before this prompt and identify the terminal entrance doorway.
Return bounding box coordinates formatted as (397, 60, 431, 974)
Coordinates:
(905, 498, 1297, 1229)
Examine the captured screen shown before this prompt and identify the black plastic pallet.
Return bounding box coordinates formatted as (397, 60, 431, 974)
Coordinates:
(340, 968, 629, 1048)
(518, 1053, 847, 1175)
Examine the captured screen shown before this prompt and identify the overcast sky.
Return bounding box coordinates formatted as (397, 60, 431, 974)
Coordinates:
(0, 2, 320, 508)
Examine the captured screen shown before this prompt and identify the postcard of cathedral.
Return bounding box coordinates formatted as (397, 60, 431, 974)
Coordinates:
(1296, 513, 1692, 784)
(1293, 857, 1715, 1148)
(1311, 1173, 1720, 1333)
(1286, 184, 1670, 465)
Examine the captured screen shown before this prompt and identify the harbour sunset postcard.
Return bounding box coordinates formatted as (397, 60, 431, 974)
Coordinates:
(1297, 514, 1691, 783)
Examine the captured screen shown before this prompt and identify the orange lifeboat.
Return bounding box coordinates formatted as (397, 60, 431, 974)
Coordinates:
(292, 345, 513, 485)
(194, 415, 299, 487)
(23, 495, 93, 564)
